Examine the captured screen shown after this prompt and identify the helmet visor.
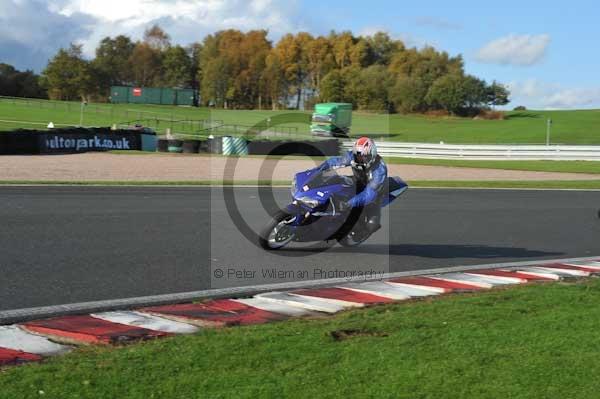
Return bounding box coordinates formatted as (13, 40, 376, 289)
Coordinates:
(354, 152, 370, 165)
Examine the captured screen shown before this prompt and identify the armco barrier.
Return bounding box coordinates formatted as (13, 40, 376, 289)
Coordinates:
(232, 137, 249, 156)
(167, 139, 183, 153)
(157, 139, 169, 152)
(222, 136, 234, 155)
(0, 128, 157, 155)
(248, 139, 340, 156)
(207, 137, 223, 154)
(182, 140, 200, 154)
(0, 132, 40, 155)
(341, 141, 600, 161)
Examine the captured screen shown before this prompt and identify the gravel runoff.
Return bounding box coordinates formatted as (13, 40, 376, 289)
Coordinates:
(0, 153, 599, 182)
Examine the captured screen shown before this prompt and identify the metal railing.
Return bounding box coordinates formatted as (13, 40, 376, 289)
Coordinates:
(117, 118, 223, 135)
(0, 96, 212, 132)
(341, 141, 600, 161)
(196, 124, 301, 139)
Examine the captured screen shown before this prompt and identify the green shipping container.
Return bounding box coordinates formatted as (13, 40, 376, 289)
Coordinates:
(110, 86, 198, 106)
(127, 87, 161, 104)
(175, 89, 195, 106)
(161, 88, 176, 105)
(146, 87, 163, 105)
(110, 86, 130, 103)
(128, 87, 146, 104)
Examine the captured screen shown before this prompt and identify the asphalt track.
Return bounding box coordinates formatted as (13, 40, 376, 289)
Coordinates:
(1, 186, 600, 311)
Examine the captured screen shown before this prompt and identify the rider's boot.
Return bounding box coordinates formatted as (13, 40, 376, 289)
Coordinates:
(365, 215, 381, 234)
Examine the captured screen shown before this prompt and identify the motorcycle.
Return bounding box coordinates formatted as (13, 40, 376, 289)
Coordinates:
(259, 168, 408, 250)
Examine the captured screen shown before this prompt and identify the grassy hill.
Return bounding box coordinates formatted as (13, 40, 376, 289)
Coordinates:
(1, 97, 599, 144)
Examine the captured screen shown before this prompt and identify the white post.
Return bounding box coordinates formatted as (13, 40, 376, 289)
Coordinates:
(546, 118, 552, 146)
(79, 102, 87, 127)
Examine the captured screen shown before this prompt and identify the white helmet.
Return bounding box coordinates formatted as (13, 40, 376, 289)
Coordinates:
(352, 137, 377, 169)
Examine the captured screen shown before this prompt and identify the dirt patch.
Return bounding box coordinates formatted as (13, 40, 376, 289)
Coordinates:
(0, 153, 599, 182)
(330, 329, 389, 341)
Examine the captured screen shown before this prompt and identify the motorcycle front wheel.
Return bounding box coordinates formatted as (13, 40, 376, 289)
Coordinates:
(259, 210, 296, 250)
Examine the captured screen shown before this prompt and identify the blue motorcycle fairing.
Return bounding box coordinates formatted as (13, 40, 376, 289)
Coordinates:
(283, 169, 408, 242)
(381, 177, 409, 207)
(291, 169, 355, 208)
(285, 169, 355, 237)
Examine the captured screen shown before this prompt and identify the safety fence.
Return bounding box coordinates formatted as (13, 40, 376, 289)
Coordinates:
(341, 141, 600, 160)
(194, 124, 301, 139)
(117, 118, 223, 136)
(0, 96, 211, 133)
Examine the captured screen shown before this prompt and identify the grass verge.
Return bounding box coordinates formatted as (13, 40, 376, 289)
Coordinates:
(110, 152, 600, 175)
(408, 180, 600, 190)
(386, 157, 600, 174)
(2, 279, 600, 398)
(1, 180, 600, 190)
(3, 98, 600, 144)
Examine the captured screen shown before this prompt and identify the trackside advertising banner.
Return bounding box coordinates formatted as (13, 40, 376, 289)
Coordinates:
(39, 131, 143, 154)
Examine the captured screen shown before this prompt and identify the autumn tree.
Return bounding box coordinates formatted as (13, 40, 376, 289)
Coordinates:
(144, 24, 171, 51)
(42, 44, 93, 101)
(127, 25, 172, 87)
(350, 39, 372, 68)
(461, 75, 487, 111)
(305, 36, 334, 96)
(262, 52, 284, 109)
(33, 26, 509, 113)
(486, 81, 510, 108)
(366, 32, 403, 65)
(426, 74, 468, 113)
(356, 65, 394, 111)
(330, 31, 355, 68)
(189, 42, 203, 105)
(199, 30, 271, 108)
(92, 35, 135, 95)
(129, 42, 162, 87)
(319, 69, 346, 103)
(389, 76, 428, 113)
(274, 32, 313, 109)
(0, 63, 46, 98)
(163, 45, 192, 87)
(234, 30, 271, 108)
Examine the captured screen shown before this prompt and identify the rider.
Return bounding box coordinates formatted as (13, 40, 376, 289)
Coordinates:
(317, 137, 387, 235)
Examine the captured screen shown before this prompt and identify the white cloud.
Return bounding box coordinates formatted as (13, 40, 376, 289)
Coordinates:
(507, 79, 556, 99)
(507, 79, 600, 109)
(0, 0, 304, 70)
(476, 34, 550, 66)
(58, 0, 302, 55)
(545, 88, 600, 109)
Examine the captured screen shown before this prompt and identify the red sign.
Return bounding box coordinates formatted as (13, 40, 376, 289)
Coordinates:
(132, 88, 142, 97)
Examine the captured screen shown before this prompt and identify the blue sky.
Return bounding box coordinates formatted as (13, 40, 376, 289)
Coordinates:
(305, 0, 600, 109)
(1, 0, 598, 109)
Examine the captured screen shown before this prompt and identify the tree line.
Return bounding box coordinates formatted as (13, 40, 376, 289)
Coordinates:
(2, 26, 510, 115)
(0, 63, 47, 99)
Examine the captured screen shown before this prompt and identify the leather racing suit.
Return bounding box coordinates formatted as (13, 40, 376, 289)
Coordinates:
(318, 150, 388, 234)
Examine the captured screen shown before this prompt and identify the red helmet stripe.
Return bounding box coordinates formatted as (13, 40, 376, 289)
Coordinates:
(356, 137, 370, 146)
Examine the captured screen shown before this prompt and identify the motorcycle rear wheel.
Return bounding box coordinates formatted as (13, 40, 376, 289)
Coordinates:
(259, 211, 296, 250)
